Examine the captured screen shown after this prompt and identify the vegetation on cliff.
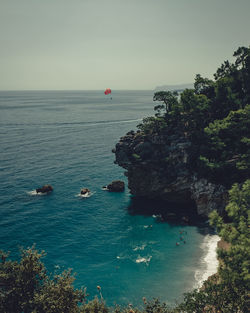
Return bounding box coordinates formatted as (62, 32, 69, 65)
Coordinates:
(114, 46, 249, 215)
(138, 46, 250, 189)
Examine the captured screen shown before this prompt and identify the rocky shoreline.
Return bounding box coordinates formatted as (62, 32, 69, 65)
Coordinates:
(113, 130, 228, 217)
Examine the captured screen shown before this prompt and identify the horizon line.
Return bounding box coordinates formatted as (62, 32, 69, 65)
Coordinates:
(0, 89, 156, 92)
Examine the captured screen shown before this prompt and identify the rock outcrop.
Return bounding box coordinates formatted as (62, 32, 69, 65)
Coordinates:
(36, 185, 53, 194)
(80, 188, 90, 195)
(107, 180, 125, 192)
(113, 131, 227, 217)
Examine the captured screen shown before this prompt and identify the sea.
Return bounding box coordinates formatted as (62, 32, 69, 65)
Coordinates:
(0, 90, 219, 307)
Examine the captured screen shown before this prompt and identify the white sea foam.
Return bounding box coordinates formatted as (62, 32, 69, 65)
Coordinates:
(135, 255, 152, 264)
(116, 254, 128, 260)
(195, 234, 220, 288)
(133, 244, 146, 251)
(152, 214, 162, 220)
(77, 191, 94, 198)
(27, 190, 46, 196)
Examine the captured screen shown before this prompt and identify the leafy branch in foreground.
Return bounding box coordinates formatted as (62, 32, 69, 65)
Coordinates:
(0, 246, 86, 313)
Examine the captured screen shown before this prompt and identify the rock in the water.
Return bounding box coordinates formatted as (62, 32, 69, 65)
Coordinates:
(80, 188, 90, 195)
(107, 180, 125, 192)
(36, 184, 53, 194)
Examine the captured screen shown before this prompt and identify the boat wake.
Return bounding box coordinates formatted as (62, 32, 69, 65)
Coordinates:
(133, 244, 146, 251)
(3, 118, 143, 129)
(135, 255, 152, 265)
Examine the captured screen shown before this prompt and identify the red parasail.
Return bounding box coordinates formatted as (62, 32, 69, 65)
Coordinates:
(104, 88, 111, 95)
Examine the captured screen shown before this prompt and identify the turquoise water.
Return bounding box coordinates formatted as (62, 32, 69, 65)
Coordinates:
(0, 90, 216, 306)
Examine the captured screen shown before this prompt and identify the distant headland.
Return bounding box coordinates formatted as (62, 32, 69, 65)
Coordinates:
(154, 83, 193, 92)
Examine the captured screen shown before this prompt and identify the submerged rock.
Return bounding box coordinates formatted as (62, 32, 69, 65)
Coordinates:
(107, 180, 125, 192)
(36, 184, 53, 194)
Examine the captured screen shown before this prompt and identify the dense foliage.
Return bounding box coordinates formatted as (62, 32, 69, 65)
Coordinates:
(199, 105, 250, 186)
(0, 247, 86, 313)
(138, 46, 250, 187)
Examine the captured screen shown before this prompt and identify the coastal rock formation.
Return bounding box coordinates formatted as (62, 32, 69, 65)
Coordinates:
(113, 131, 227, 217)
(107, 180, 125, 192)
(190, 177, 228, 216)
(36, 184, 53, 194)
(80, 188, 90, 195)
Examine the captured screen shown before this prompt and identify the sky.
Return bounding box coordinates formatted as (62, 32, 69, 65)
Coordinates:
(0, 0, 249, 90)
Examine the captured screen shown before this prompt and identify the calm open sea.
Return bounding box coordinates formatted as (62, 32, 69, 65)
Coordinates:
(0, 90, 219, 306)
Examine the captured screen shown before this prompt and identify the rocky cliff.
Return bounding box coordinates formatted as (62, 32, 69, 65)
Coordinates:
(113, 130, 228, 217)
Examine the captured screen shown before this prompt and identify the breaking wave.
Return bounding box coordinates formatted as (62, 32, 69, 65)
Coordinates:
(76, 192, 95, 198)
(27, 190, 47, 196)
(195, 234, 220, 288)
(135, 255, 152, 265)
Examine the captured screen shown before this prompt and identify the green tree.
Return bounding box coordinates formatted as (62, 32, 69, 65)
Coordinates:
(153, 91, 179, 114)
(194, 74, 215, 99)
(199, 105, 250, 186)
(0, 246, 86, 313)
(179, 89, 210, 133)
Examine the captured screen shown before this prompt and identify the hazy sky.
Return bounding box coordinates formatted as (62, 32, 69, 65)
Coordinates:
(0, 0, 249, 90)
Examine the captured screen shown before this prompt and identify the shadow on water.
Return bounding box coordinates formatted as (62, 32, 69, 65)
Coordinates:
(127, 196, 215, 234)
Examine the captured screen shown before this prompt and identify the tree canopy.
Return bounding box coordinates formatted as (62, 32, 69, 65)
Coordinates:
(0, 247, 86, 313)
(139, 46, 250, 187)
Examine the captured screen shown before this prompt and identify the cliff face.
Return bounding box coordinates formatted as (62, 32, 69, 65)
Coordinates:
(113, 130, 227, 217)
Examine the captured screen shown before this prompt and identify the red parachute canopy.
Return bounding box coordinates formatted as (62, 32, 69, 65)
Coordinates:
(104, 88, 111, 95)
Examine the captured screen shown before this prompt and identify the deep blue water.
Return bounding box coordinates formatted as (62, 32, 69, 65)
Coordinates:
(0, 90, 216, 306)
